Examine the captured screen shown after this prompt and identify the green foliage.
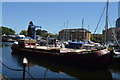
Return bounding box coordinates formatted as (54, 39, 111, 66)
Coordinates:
(36, 29, 42, 35)
(0, 26, 15, 35)
(49, 33, 57, 37)
(42, 33, 57, 37)
(90, 34, 96, 42)
(19, 30, 28, 36)
(36, 29, 57, 38)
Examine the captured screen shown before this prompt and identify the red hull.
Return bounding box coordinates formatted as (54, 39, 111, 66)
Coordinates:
(11, 44, 114, 69)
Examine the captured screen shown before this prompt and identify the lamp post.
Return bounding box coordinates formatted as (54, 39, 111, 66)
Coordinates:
(23, 57, 28, 80)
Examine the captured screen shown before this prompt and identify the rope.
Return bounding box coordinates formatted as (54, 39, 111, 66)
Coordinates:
(108, 17, 120, 47)
(94, 3, 106, 34)
(0, 61, 36, 80)
(44, 69, 48, 78)
(25, 71, 36, 80)
(0, 61, 23, 71)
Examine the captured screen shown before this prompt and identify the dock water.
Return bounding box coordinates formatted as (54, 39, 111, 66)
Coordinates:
(1, 42, 120, 79)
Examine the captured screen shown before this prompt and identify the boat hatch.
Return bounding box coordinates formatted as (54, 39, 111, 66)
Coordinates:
(18, 39, 36, 47)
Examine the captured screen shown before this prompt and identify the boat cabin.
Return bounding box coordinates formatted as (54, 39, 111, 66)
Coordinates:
(80, 44, 96, 50)
(18, 39, 36, 48)
(68, 42, 84, 49)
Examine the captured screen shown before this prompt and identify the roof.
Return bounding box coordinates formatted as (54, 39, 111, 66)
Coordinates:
(60, 28, 91, 33)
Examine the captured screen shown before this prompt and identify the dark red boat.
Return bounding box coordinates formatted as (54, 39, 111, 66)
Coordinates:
(11, 39, 114, 69)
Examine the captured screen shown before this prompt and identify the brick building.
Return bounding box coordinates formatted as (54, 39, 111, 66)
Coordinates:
(58, 28, 91, 41)
(103, 27, 120, 43)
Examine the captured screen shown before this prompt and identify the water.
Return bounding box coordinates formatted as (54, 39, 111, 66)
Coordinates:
(1, 42, 120, 80)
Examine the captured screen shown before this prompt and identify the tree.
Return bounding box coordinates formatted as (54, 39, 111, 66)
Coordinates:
(0, 26, 15, 35)
(90, 34, 96, 42)
(36, 29, 42, 35)
(19, 30, 28, 36)
(49, 33, 57, 37)
(42, 33, 57, 37)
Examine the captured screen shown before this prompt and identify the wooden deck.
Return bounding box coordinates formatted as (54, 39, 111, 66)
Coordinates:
(25, 45, 89, 54)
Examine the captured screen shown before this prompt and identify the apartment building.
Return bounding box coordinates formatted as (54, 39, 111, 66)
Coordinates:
(103, 27, 120, 43)
(58, 28, 91, 41)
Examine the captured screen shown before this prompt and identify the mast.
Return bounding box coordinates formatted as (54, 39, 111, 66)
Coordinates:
(88, 25, 90, 41)
(105, 0, 109, 44)
(66, 20, 68, 40)
(67, 20, 68, 29)
(82, 18, 85, 41)
(88, 25, 89, 31)
(82, 18, 84, 29)
(64, 23, 65, 41)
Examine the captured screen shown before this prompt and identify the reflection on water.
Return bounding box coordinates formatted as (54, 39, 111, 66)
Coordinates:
(109, 63, 120, 80)
(0, 42, 13, 47)
(11, 52, 113, 80)
(1, 44, 120, 80)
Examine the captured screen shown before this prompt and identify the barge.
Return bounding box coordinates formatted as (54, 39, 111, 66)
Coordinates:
(11, 39, 114, 69)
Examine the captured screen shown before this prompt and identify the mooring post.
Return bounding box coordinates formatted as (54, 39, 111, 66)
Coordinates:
(23, 57, 28, 80)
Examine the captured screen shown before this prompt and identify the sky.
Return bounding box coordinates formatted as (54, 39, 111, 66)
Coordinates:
(1, 0, 120, 2)
(1, 2, 119, 34)
(118, 1, 120, 17)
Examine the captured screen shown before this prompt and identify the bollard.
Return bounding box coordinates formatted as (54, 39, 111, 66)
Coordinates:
(23, 57, 28, 80)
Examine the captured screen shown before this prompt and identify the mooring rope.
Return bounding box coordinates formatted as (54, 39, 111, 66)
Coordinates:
(0, 61, 36, 80)
(25, 70, 36, 80)
(0, 61, 23, 71)
(108, 17, 120, 47)
(94, 3, 107, 34)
